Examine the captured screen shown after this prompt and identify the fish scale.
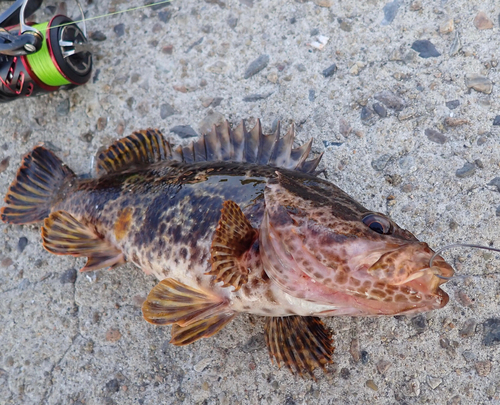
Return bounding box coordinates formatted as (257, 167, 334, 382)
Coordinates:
(1, 119, 454, 378)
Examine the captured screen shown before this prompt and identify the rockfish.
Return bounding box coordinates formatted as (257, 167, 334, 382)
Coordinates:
(1, 120, 454, 377)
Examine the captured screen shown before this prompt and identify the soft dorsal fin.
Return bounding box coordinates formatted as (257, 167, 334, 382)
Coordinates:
(96, 129, 172, 176)
(96, 120, 323, 175)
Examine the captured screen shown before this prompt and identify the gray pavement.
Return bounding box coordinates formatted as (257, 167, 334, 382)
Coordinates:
(0, 0, 499, 404)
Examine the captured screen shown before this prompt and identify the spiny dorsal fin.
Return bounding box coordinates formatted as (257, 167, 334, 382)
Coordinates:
(42, 210, 125, 271)
(206, 200, 258, 291)
(264, 316, 334, 379)
(96, 120, 322, 175)
(96, 129, 172, 176)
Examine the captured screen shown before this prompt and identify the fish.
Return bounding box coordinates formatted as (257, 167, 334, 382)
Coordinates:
(1, 119, 454, 378)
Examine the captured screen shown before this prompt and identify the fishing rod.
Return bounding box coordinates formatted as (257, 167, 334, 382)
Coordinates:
(0, 0, 91, 102)
(0, 0, 171, 103)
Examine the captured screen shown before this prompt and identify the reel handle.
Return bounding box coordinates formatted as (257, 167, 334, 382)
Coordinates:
(0, 27, 41, 55)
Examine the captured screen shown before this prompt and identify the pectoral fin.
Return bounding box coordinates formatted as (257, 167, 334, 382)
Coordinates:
(264, 316, 334, 379)
(42, 210, 125, 271)
(142, 278, 235, 345)
(206, 200, 258, 291)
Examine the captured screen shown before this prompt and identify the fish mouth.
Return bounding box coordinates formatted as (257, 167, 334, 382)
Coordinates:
(367, 243, 454, 288)
(399, 254, 454, 290)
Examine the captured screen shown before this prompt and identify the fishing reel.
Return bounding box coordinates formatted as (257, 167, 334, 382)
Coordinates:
(0, 0, 91, 102)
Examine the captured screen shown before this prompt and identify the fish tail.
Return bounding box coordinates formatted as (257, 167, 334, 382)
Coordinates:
(1, 146, 76, 225)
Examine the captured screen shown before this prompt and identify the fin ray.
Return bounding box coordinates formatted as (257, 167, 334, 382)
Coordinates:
(94, 120, 321, 175)
(42, 210, 125, 272)
(264, 316, 334, 379)
(1, 146, 75, 224)
(142, 278, 232, 327)
(170, 312, 236, 345)
(95, 129, 172, 176)
(207, 200, 258, 291)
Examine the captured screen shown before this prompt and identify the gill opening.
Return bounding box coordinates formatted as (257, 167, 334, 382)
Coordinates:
(429, 243, 500, 281)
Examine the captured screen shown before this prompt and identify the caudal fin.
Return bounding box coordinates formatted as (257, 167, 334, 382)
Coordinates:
(1, 146, 75, 224)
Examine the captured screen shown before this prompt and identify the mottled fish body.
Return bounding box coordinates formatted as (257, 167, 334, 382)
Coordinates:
(1, 120, 454, 377)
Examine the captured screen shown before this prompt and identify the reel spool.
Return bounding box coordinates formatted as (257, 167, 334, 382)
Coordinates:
(0, 0, 92, 102)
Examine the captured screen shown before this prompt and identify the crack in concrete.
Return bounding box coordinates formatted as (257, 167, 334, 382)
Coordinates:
(40, 334, 79, 405)
(0, 368, 17, 402)
(0, 287, 18, 295)
(41, 278, 81, 405)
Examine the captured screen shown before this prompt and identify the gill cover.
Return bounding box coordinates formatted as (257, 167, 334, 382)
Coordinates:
(260, 171, 454, 315)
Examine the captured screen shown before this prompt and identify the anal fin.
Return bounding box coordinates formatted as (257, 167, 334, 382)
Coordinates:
(42, 210, 125, 272)
(206, 200, 258, 291)
(264, 316, 334, 379)
(142, 278, 235, 344)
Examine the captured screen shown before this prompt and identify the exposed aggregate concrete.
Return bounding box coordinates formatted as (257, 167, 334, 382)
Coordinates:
(0, 0, 499, 404)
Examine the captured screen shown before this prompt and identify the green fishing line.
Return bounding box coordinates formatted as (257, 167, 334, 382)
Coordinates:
(26, 22, 70, 87)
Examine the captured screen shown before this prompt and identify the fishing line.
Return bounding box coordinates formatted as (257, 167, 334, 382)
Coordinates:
(429, 243, 500, 280)
(26, 21, 70, 86)
(46, 0, 174, 31)
(0, 0, 173, 102)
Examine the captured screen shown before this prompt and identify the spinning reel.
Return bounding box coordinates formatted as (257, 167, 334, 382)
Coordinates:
(0, 0, 92, 102)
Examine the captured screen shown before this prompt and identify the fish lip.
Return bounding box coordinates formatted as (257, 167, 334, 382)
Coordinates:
(430, 256, 455, 281)
(368, 242, 455, 284)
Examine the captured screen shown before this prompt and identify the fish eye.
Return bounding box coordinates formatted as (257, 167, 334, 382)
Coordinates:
(362, 214, 393, 235)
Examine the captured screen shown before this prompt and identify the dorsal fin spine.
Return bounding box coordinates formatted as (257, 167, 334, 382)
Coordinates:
(231, 121, 245, 161)
(266, 121, 281, 165)
(95, 120, 322, 176)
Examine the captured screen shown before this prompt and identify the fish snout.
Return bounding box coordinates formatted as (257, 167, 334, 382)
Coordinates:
(429, 259, 455, 285)
(367, 242, 455, 287)
(415, 242, 455, 284)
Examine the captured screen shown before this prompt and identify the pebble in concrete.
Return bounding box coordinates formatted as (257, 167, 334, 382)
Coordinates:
(244, 55, 270, 79)
(483, 318, 500, 346)
(411, 40, 441, 58)
(374, 90, 406, 111)
(455, 162, 476, 178)
(465, 75, 492, 94)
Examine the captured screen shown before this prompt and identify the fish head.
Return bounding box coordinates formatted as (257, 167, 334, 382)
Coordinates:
(261, 173, 454, 316)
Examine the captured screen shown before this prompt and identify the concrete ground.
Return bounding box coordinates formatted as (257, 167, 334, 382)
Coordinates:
(1, 0, 499, 403)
